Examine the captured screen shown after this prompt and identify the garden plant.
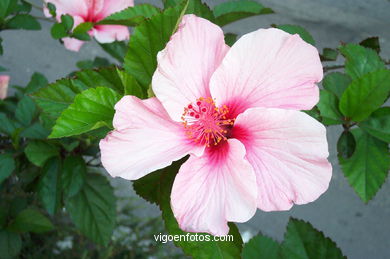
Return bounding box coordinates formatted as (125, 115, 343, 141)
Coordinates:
(0, 0, 389, 258)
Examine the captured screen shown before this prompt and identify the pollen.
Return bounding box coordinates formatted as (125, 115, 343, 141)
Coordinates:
(181, 97, 234, 147)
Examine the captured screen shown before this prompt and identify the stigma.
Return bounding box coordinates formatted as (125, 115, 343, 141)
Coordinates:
(181, 97, 234, 147)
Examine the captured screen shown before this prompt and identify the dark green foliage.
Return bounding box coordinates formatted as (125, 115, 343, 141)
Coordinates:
(214, 0, 273, 27)
(65, 173, 116, 245)
(242, 218, 346, 259)
(276, 24, 315, 45)
(339, 129, 389, 202)
(1, 2, 390, 258)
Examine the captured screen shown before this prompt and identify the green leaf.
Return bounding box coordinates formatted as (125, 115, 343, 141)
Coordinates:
(72, 67, 127, 94)
(71, 31, 90, 41)
(322, 72, 351, 99)
(33, 78, 75, 119)
(46, 2, 56, 17)
(163, 0, 178, 7)
(20, 122, 50, 139)
(185, 0, 215, 20)
(359, 107, 390, 143)
(164, 0, 215, 21)
(243, 234, 281, 259)
(303, 106, 321, 122)
(337, 131, 356, 159)
(38, 158, 61, 215)
(321, 48, 338, 61)
(49, 87, 120, 138)
(0, 207, 6, 228)
(76, 60, 95, 70)
(72, 22, 93, 34)
(33, 67, 128, 120)
(76, 58, 109, 69)
(133, 158, 243, 258)
(59, 138, 80, 152)
(24, 140, 59, 167)
(133, 158, 189, 205)
(6, 14, 41, 30)
(0, 153, 15, 184)
(359, 36, 380, 53)
(60, 14, 73, 31)
(76, 57, 110, 70)
(276, 24, 315, 45)
(124, 1, 189, 90)
(317, 90, 343, 125)
(7, 209, 54, 233)
(0, 100, 16, 117)
(24, 72, 48, 94)
(117, 69, 145, 98)
(0, 113, 17, 135)
(0, 230, 21, 259)
(213, 0, 273, 27)
(90, 57, 110, 67)
(98, 4, 160, 26)
(0, 65, 6, 72)
(281, 218, 346, 259)
(339, 69, 390, 122)
(62, 156, 86, 199)
(8, 198, 27, 218)
(339, 44, 385, 80)
(225, 33, 237, 47)
(51, 23, 67, 39)
(66, 173, 116, 246)
(99, 41, 128, 62)
(16, 1, 32, 13)
(15, 96, 37, 126)
(0, 0, 18, 19)
(133, 164, 168, 205)
(339, 128, 390, 202)
(72, 22, 93, 40)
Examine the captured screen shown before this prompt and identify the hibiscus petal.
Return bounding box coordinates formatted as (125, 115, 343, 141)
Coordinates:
(171, 139, 257, 236)
(43, 0, 88, 18)
(210, 28, 322, 117)
(85, 0, 105, 19)
(232, 108, 332, 211)
(100, 0, 134, 18)
(100, 96, 203, 180)
(152, 14, 229, 121)
(62, 37, 85, 52)
(92, 25, 129, 43)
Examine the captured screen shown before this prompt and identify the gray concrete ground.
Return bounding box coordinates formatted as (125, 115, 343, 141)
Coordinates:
(1, 0, 390, 258)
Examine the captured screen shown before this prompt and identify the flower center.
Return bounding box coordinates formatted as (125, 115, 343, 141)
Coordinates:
(181, 97, 234, 147)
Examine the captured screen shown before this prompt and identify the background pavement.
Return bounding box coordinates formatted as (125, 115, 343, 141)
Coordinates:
(1, 0, 389, 258)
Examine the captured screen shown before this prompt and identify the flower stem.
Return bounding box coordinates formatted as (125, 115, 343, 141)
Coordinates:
(31, 15, 54, 23)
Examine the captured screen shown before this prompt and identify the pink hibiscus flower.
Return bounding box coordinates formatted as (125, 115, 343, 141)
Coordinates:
(0, 75, 10, 100)
(100, 15, 332, 236)
(44, 0, 134, 51)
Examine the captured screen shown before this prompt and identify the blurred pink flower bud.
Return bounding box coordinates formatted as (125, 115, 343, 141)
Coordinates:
(0, 75, 10, 100)
(44, 0, 134, 51)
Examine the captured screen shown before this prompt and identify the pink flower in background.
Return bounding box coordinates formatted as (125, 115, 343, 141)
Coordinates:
(100, 15, 332, 236)
(44, 0, 134, 51)
(0, 75, 10, 100)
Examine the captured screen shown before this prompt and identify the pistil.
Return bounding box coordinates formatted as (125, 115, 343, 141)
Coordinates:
(181, 97, 234, 147)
